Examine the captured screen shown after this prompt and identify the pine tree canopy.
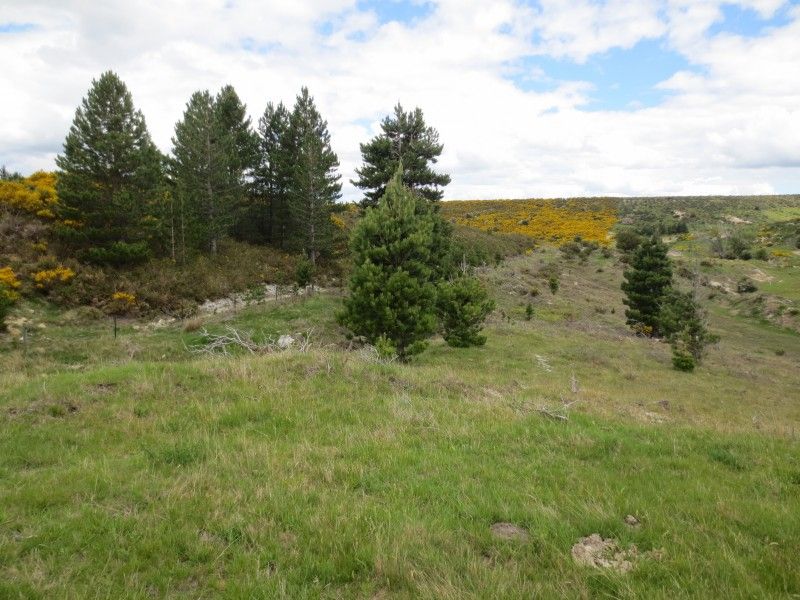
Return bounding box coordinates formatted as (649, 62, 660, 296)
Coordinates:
(56, 71, 163, 263)
(352, 104, 450, 208)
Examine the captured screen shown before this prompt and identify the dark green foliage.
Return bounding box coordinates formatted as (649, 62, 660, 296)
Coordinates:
(614, 228, 643, 253)
(56, 71, 163, 264)
(621, 237, 672, 336)
(295, 258, 314, 289)
(339, 171, 440, 360)
(353, 104, 450, 208)
(251, 102, 291, 246)
(215, 85, 259, 235)
(711, 233, 753, 260)
(285, 88, 342, 265)
(672, 349, 695, 372)
(659, 288, 718, 364)
(754, 247, 769, 260)
(437, 276, 495, 347)
(525, 302, 534, 321)
(548, 276, 559, 295)
(83, 241, 150, 267)
(737, 277, 757, 293)
(170, 86, 256, 256)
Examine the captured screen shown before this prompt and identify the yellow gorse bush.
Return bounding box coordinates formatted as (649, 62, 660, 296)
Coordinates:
(0, 171, 58, 218)
(33, 266, 76, 289)
(442, 198, 617, 245)
(0, 267, 22, 301)
(111, 291, 136, 304)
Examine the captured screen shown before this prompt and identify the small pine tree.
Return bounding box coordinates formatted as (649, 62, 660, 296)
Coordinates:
(548, 275, 559, 295)
(437, 276, 495, 347)
(295, 257, 314, 290)
(525, 302, 534, 321)
(353, 104, 450, 208)
(339, 170, 439, 360)
(56, 71, 163, 264)
(621, 236, 673, 336)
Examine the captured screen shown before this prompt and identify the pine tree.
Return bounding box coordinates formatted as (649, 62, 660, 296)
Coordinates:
(285, 87, 341, 265)
(621, 236, 673, 336)
(252, 101, 291, 245)
(339, 170, 439, 360)
(353, 104, 450, 208)
(171, 87, 254, 255)
(56, 71, 162, 264)
(216, 85, 258, 240)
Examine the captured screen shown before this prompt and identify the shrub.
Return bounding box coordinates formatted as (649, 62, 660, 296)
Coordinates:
(672, 348, 695, 372)
(0, 266, 21, 331)
(615, 228, 642, 253)
(437, 276, 495, 347)
(525, 302, 534, 321)
(33, 266, 76, 290)
(736, 278, 757, 294)
(295, 258, 314, 289)
(548, 276, 559, 295)
(82, 241, 150, 266)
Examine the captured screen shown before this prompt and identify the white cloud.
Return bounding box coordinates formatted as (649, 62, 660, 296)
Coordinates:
(1, 0, 798, 198)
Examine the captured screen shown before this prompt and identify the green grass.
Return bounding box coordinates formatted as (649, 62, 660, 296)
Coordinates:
(2, 265, 800, 597)
(2, 200, 800, 597)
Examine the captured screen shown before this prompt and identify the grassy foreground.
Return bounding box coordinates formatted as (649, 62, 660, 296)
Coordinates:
(2, 228, 800, 598)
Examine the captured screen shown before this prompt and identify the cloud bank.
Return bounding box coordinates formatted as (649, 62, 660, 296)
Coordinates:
(1, 0, 799, 199)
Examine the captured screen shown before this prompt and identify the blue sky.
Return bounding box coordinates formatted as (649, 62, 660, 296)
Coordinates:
(1, 0, 799, 197)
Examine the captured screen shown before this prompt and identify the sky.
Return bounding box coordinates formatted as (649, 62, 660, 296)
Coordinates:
(1, 0, 799, 200)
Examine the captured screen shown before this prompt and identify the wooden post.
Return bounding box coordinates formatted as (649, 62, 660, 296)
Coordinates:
(113, 316, 117, 339)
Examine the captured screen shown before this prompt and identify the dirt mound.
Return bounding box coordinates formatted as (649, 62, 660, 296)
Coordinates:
(490, 522, 529, 541)
(571, 533, 663, 573)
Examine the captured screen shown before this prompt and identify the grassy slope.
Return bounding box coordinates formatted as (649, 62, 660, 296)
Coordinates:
(2, 244, 800, 598)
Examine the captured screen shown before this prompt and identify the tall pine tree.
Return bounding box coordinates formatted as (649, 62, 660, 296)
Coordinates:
(285, 87, 341, 265)
(621, 236, 673, 336)
(170, 86, 255, 255)
(252, 101, 291, 246)
(216, 85, 258, 240)
(56, 71, 163, 265)
(353, 104, 450, 208)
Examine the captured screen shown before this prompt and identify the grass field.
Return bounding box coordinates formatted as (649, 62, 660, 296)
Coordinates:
(2, 229, 800, 598)
(2, 196, 799, 598)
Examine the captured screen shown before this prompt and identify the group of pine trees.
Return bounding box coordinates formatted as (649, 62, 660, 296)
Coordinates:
(621, 237, 717, 371)
(55, 72, 342, 266)
(55, 71, 458, 272)
(50, 70, 493, 357)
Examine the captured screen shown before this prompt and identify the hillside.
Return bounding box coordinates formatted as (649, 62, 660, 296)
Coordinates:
(2, 196, 799, 597)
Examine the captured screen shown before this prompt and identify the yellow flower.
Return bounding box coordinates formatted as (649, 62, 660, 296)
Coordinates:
(33, 266, 75, 289)
(0, 171, 58, 217)
(442, 198, 617, 246)
(111, 291, 136, 304)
